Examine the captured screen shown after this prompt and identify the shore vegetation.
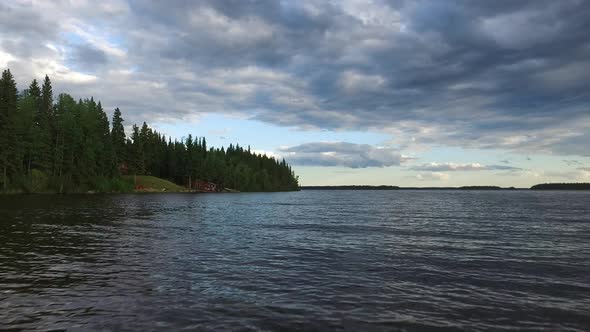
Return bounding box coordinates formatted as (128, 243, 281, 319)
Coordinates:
(0, 69, 299, 193)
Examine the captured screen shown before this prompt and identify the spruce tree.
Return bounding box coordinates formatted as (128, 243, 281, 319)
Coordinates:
(36, 75, 53, 173)
(96, 101, 114, 176)
(25, 79, 41, 175)
(0, 69, 18, 190)
(111, 108, 126, 167)
(40, 75, 53, 118)
(130, 124, 144, 176)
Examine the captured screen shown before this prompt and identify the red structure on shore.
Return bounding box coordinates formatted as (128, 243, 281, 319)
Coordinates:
(192, 180, 217, 192)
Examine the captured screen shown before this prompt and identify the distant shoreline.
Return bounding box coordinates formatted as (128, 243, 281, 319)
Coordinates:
(301, 183, 590, 191)
(4, 182, 589, 194)
(301, 186, 522, 190)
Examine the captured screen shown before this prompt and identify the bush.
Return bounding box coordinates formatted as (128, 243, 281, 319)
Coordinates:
(22, 169, 49, 193)
(85, 177, 134, 193)
(110, 178, 134, 192)
(89, 176, 112, 193)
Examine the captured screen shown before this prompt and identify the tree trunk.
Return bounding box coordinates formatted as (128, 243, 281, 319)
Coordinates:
(27, 153, 32, 175)
(28, 152, 32, 190)
(3, 166, 7, 192)
(59, 163, 63, 194)
(53, 132, 60, 177)
(58, 138, 65, 194)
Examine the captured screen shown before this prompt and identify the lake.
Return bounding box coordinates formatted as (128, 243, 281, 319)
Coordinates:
(1, 191, 589, 331)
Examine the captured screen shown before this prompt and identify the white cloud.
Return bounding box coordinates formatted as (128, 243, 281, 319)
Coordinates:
(188, 6, 275, 47)
(339, 70, 386, 93)
(0, 50, 15, 68)
(480, 8, 561, 49)
(65, 24, 127, 58)
(410, 162, 521, 172)
(416, 172, 450, 181)
(281, 142, 404, 168)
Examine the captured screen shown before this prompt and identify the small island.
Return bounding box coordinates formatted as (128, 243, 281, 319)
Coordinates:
(0, 69, 299, 194)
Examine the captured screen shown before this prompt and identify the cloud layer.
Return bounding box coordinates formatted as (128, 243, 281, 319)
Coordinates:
(280, 142, 403, 168)
(1, 0, 589, 155)
(410, 162, 521, 172)
(416, 172, 450, 182)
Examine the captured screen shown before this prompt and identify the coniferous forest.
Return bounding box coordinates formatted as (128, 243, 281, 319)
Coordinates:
(0, 69, 299, 193)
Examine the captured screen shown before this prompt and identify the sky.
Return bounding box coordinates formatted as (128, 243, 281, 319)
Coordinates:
(1, 0, 589, 187)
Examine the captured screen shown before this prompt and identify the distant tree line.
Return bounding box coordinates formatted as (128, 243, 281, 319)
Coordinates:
(0, 69, 299, 193)
(302, 185, 517, 190)
(302, 185, 400, 190)
(531, 183, 590, 190)
(458, 186, 504, 190)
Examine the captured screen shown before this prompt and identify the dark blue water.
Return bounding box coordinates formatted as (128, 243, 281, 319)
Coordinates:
(1, 190, 589, 331)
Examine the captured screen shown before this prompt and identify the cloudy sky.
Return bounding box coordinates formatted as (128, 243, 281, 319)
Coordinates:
(1, 0, 589, 186)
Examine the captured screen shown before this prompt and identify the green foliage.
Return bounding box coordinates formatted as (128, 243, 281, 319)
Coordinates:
(122, 175, 185, 192)
(0, 69, 19, 191)
(25, 169, 49, 193)
(111, 107, 126, 166)
(34, 75, 54, 173)
(0, 68, 300, 193)
(110, 178, 135, 193)
(90, 176, 134, 193)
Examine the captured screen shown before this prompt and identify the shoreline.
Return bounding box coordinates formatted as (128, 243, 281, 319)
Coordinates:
(301, 184, 590, 191)
(0, 188, 307, 195)
(5, 187, 590, 195)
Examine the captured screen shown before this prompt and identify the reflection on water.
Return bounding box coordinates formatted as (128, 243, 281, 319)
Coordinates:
(1, 191, 590, 331)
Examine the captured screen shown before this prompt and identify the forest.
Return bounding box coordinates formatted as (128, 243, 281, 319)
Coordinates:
(530, 183, 590, 190)
(0, 69, 299, 193)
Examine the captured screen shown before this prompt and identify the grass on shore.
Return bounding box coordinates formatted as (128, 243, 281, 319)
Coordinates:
(122, 175, 187, 192)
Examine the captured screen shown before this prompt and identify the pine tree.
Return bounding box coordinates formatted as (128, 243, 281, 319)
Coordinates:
(139, 122, 150, 174)
(35, 75, 53, 173)
(130, 124, 144, 176)
(24, 79, 41, 176)
(40, 75, 53, 117)
(29, 79, 41, 107)
(96, 101, 115, 176)
(52, 93, 78, 192)
(111, 108, 126, 167)
(0, 69, 18, 190)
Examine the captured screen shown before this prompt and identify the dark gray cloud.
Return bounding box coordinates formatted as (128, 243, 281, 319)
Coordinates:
(1, 0, 589, 155)
(410, 163, 522, 172)
(69, 43, 108, 70)
(0, 3, 59, 40)
(281, 142, 403, 168)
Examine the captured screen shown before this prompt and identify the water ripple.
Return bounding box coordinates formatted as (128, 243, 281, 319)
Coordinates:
(1, 191, 589, 331)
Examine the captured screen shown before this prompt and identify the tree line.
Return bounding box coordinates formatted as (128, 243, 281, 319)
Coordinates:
(531, 183, 590, 190)
(0, 68, 299, 193)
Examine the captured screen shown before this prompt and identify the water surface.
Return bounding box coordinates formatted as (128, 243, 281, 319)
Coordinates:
(1, 191, 589, 331)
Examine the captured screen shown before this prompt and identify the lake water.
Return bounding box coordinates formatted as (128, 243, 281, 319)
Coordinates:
(1, 190, 589, 331)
